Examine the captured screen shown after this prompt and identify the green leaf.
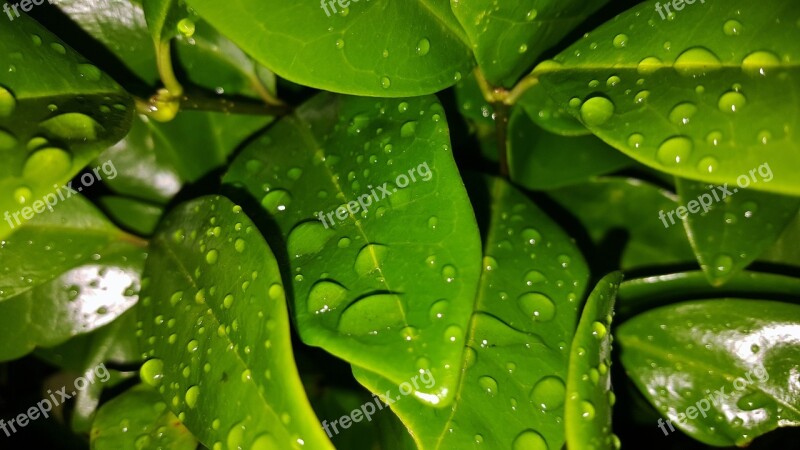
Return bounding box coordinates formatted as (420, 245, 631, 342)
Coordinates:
(618, 271, 800, 319)
(565, 272, 622, 450)
(223, 92, 482, 406)
(548, 178, 695, 268)
(0, 241, 144, 362)
(0, 14, 132, 238)
(354, 175, 590, 449)
(761, 210, 800, 266)
(0, 195, 134, 302)
(450, 0, 608, 87)
(675, 177, 800, 285)
(138, 195, 334, 450)
(98, 111, 270, 204)
(618, 299, 800, 447)
(185, 0, 474, 96)
(142, 0, 186, 44)
(91, 384, 197, 450)
(57, 0, 277, 99)
(100, 196, 164, 236)
(508, 107, 633, 190)
(516, 80, 589, 137)
(535, 0, 800, 195)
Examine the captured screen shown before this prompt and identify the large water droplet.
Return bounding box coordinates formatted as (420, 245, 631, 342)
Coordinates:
(185, 386, 200, 408)
(712, 254, 733, 275)
(77, 64, 102, 82)
(518, 292, 556, 321)
(668, 102, 698, 125)
(637, 56, 662, 75)
(416, 38, 430, 56)
(39, 113, 102, 141)
(742, 51, 781, 77)
(657, 136, 693, 166)
(354, 243, 389, 277)
(612, 34, 629, 48)
(718, 91, 746, 113)
(674, 47, 722, 76)
(400, 121, 418, 137)
(580, 97, 614, 126)
(260, 189, 292, 214)
(580, 400, 596, 420)
(0, 86, 16, 118)
(723, 19, 742, 36)
(530, 376, 566, 410)
(478, 376, 498, 397)
(23, 148, 72, 180)
(307, 280, 348, 314)
(140, 359, 164, 387)
(287, 221, 334, 258)
(0, 128, 18, 151)
(512, 430, 548, 450)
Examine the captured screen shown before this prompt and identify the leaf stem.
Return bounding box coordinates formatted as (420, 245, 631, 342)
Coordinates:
(155, 40, 184, 97)
(505, 73, 539, 106)
(494, 101, 510, 178)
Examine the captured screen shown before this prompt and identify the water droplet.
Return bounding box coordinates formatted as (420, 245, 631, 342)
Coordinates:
(518, 44, 528, 54)
(580, 401, 596, 420)
(251, 434, 279, 450)
(397, 102, 409, 113)
(187, 340, 199, 353)
(718, 91, 746, 113)
(444, 325, 463, 343)
(524, 270, 546, 286)
(206, 249, 219, 264)
(235, 239, 246, 253)
(723, 19, 742, 36)
(483, 256, 498, 271)
(478, 376, 498, 397)
(13, 186, 32, 205)
(428, 216, 439, 229)
(337, 237, 351, 248)
(580, 97, 614, 126)
(380, 76, 391, 89)
(287, 167, 303, 180)
(742, 51, 781, 77)
(637, 56, 662, 75)
(0, 129, 17, 151)
(706, 131, 723, 146)
(307, 280, 348, 314)
(519, 292, 556, 321)
(77, 64, 102, 82)
(23, 147, 73, 180)
(674, 47, 722, 76)
(512, 430, 548, 450)
(0, 86, 15, 118)
(260, 189, 292, 214)
(442, 265, 457, 283)
(606, 75, 621, 87)
(634, 90, 650, 105)
(400, 121, 418, 137)
(592, 321, 607, 339)
(184, 386, 200, 408)
(525, 9, 538, 21)
(140, 359, 164, 387)
(530, 377, 566, 410)
(335, 39, 345, 49)
(50, 43, 66, 54)
(657, 136, 693, 166)
(416, 38, 430, 56)
(697, 156, 719, 173)
(712, 254, 733, 275)
(354, 243, 389, 277)
(39, 113, 102, 142)
(287, 221, 334, 258)
(522, 228, 541, 245)
(612, 34, 629, 48)
(429, 300, 448, 320)
(669, 102, 697, 125)
(628, 133, 644, 149)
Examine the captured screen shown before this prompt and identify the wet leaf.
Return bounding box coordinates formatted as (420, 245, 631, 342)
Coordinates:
(354, 175, 589, 449)
(676, 177, 800, 285)
(0, 14, 132, 238)
(138, 195, 334, 450)
(224, 93, 482, 407)
(535, 0, 800, 195)
(618, 299, 800, 447)
(565, 272, 622, 450)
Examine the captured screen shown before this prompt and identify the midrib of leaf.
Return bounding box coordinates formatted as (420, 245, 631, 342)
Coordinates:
(621, 333, 800, 417)
(288, 113, 410, 326)
(534, 61, 800, 76)
(156, 234, 285, 420)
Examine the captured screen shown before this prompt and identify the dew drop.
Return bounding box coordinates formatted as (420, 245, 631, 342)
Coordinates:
(628, 133, 644, 149)
(400, 121, 418, 137)
(580, 97, 614, 126)
(712, 254, 733, 275)
(13, 186, 32, 205)
(77, 64, 102, 82)
(478, 376, 498, 397)
(335, 39, 345, 49)
(723, 19, 742, 36)
(697, 156, 719, 173)
(307, 280, 348, 314)
(260, 189, 292, 214)
(0, 129, 17, 151)
(612, 34, 629, 48)
(416, 38, 430, 56)
(0, 86, 16, 118)
(580, 401, 596, 420)
(530, 376, 566, 410)
(637, 56, 662, 75)
(380, 76, 391, 89)
(354, 243, 389, 277)
(518, 292, 556, 321)
(657, 136, 693, 166)
(668, 102, 698, 125)
(512, 430, 548, 450)
(742, 51, 781, 77)
(442, 264, 457, 283)
(140, 359, 164, 387)
(674, 47, 722, 76)
(205, 249, 219, 264)
(185, 386, 200, 408)
(718, 91, 746, 113)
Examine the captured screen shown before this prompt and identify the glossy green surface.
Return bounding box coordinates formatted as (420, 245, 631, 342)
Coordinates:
(354, 175, 589, 449)
(536, 0, 800, 195)
(0, 14, 132, 238)
(565, 272, 622, 450)
(618, 299, 800, 446)
(676, 177, 800, 285)
(451, 0, 608, 87)
(185, 0, 474, 96)
(224, 93, 482, 407)
(137, 195, 334, 450)
(91, 384, 197, 450)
